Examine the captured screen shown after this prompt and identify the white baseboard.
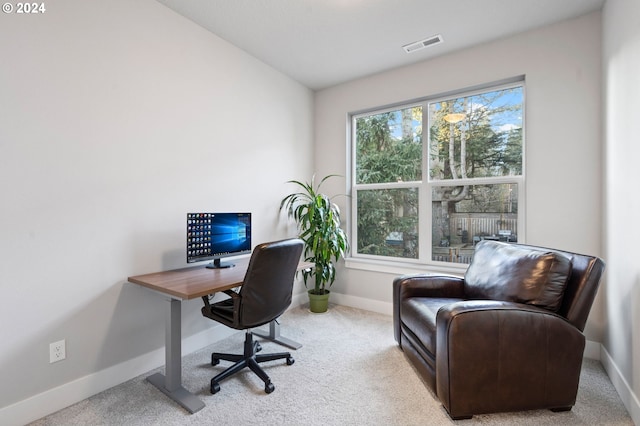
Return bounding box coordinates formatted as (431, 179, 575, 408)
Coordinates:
(600, 345, 640, 425)
(2, 293, 635, 426)
(290, 290, 308, 308)
(0, 323, 236, 426)
(329, 291, 393, 316)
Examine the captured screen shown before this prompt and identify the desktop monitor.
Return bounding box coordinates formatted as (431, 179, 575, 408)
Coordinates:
(187, 212, 252, 269)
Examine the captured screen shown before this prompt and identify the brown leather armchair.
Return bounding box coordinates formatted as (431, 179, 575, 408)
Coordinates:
(393, 240, 605, 419)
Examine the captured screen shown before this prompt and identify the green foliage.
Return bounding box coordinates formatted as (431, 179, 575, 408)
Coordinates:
(355, 109, 422, 184)
(280, 175, 349, 294)
(357, 188, 418, 258)
(354, 107, 422, 258)
(357, 141, 422, 184)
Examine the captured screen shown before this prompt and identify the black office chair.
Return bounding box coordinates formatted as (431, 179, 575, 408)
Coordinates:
(200, 238, 304, 395)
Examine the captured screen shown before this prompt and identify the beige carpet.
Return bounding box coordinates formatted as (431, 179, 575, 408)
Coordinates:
(31, 304, 633, 425)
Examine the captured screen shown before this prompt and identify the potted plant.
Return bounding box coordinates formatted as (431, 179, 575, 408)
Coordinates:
(280, 174, 349, 313)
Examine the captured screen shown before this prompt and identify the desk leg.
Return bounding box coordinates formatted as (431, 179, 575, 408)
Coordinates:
(253, 319, 302, 350)
(147, 298, 205, 414)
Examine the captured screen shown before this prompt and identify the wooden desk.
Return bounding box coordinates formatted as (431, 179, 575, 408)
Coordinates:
(129, 257, 253, 300)
(128, 257, 311, 413)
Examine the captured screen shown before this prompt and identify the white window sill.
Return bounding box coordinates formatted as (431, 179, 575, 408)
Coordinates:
(344, 257, 466, 277)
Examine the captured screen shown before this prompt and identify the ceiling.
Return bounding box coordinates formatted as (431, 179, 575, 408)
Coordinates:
(156, 0, 605, 91)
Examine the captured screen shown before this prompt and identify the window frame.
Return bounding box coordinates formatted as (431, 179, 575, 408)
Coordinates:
(347, 78, 526, 273)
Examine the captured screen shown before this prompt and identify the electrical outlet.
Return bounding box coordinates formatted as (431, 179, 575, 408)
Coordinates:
(49, 339, 66, 363)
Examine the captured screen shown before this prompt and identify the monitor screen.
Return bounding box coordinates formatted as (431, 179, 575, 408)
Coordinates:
(187, 212, 252, 268)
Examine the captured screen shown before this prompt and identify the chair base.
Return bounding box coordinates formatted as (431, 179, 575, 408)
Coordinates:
(210, 331, 294, 394)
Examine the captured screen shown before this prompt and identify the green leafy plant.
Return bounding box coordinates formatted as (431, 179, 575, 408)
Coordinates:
(280, 175, 349, 295)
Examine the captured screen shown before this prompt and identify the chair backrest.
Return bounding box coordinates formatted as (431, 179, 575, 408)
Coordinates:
(238, 238, 304, 328)
(517, 244, 605, 332)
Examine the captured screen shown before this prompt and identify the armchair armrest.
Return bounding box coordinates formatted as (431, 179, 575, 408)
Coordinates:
(393, 274, 465, 299)
(435, 300, 585, 418)
(393, 274, 465, 343)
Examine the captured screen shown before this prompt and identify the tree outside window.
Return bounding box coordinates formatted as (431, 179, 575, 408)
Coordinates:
(352, 82, 524, 265)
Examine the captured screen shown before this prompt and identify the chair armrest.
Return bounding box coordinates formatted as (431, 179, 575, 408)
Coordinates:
(201, 289, 239, 307)
(201, 289, 242, 328)
(435, 300, 585, 418)
(393, 274, 465, 343)
(222, 289, 240, 299)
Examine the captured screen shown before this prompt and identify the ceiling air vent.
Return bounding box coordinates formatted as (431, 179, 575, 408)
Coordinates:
(402, 34, 443, 53)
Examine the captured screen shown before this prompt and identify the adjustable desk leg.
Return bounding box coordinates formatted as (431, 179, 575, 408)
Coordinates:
(147, 298, 205, 414)
(254, 319, 302, 350)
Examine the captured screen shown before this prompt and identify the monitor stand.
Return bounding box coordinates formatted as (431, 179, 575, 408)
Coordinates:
(206, 258, 234, 269)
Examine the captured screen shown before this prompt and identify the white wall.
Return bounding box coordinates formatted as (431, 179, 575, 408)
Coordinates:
(6, 2, 634, 423)
(0, 0, 313, 420)
(315, 12, 604, 339)
(602, 0, 640, 422)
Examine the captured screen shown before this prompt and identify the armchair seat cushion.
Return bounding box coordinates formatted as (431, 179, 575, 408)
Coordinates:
(464, 241, 573, 312)
(402, 297, 463, 355)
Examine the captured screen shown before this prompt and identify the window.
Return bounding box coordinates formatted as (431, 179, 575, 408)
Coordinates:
(351, 80, 524, 266)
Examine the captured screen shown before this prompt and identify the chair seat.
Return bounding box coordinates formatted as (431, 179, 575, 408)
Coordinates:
(208, 298, 235, 326)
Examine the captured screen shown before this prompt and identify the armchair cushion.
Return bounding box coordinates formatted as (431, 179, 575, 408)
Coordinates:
(402, 297, 462, 356)
(464, 241, 573, 312)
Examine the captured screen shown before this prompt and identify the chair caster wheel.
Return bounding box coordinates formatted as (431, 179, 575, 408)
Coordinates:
(265, 382, 275, 394)
(211, 355, 219, 366)
(211, 380, 221, 394)
(256, 342, 262, 352)
(286, 357, 295, 366)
